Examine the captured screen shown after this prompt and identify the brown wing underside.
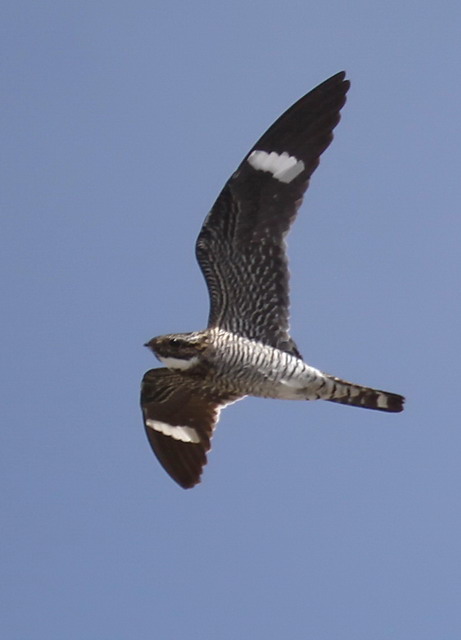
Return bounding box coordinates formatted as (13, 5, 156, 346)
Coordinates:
(141, 368, 240, 488)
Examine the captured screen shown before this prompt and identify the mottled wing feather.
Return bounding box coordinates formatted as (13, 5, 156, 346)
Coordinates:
(196, 72, 350, 357)
(140, 368, 239, 488)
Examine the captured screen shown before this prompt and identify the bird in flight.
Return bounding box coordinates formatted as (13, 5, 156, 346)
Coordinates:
(141, 71, 404, 489)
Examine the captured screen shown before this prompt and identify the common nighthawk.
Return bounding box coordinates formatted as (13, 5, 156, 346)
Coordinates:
(141, 71, 404, 489)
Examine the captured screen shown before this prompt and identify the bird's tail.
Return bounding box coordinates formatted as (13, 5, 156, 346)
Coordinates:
(320, 375, 404, 413)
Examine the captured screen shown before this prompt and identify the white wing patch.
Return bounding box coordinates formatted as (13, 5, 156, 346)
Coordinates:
(247, 150, 305, 183)
(145, 419, 200, 443)
(159, 355, 199, 371)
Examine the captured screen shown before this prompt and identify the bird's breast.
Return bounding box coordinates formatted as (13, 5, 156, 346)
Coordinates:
(203, 330, 313, 399)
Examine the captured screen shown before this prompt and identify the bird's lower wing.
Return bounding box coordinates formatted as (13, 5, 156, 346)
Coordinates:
(140, 368, 240, 488)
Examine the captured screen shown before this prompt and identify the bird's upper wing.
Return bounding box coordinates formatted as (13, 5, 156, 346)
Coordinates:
(141, 368, 240, 488)
(196, 71, 350, 358)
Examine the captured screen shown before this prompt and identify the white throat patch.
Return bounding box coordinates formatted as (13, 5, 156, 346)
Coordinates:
(145, 419, 200, 444)
(247, 150, 305, 183)
(159, 355, 200, 371)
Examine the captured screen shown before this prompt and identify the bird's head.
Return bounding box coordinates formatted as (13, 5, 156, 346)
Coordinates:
(144, 332, 209, 371)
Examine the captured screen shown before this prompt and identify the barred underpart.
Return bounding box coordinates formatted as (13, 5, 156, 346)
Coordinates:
(320, 375, 404, 412)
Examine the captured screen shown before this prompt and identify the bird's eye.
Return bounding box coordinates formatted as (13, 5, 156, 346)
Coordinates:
(168, 338, 185, 349)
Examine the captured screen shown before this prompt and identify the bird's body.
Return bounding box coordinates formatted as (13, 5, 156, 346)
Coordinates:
(141, 72, 404, 488)
(147, 329, 403, 407)
(149, 328, 318, 400)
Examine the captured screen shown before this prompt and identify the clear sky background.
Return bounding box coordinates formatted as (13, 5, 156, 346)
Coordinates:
(2, 2, 461, 638)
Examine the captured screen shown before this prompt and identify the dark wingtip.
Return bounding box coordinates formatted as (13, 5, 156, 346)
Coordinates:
(324, 70, 349, 87)
(178, 476, 202, 490)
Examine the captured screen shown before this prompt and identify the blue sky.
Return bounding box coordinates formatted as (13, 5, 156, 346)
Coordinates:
(2, 1, 461, 638)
